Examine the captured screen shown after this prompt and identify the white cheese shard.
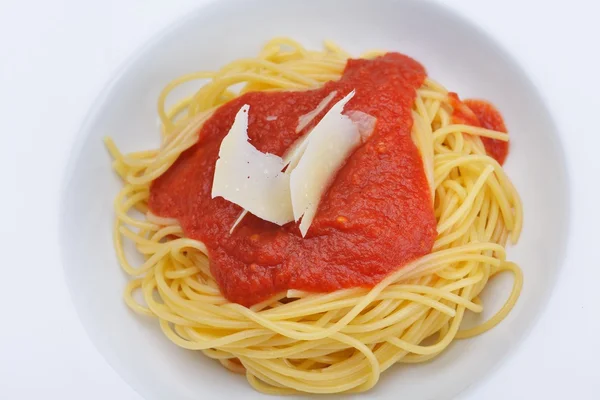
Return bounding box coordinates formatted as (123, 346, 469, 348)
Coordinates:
(229, 93, 339, 233)
(285, 103, 375, 171)
(212, 105, 294, 228)
(296, 90, 337, 133)
(282, 132, 310, 171)
(289, 90, 361, 237)
(230, 210, 249, 234)
(220, 91, 370, 236)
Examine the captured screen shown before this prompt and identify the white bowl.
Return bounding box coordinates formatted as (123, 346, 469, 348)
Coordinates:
(60, 0, 569, 399)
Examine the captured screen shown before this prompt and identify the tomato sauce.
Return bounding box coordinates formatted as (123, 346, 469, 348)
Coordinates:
(149, 54, 438, 306)
(448, 92, 509, 164)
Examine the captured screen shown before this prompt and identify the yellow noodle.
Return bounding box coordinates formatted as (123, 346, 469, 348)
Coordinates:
(105, 38, 523, 395)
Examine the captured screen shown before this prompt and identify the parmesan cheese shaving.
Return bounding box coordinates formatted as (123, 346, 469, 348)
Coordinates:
(230, 210, 249, 234)
(219, 91, 366, 236)
(282, 133, 310, 172)
(212, 105, 294, 228)
(290, 91, 361, 237)
(296, 90, 337, 133)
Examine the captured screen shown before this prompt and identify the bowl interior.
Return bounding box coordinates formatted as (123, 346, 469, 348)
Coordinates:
(60, 0, 569, 399)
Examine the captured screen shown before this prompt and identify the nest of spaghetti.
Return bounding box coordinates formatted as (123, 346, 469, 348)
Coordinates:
(105, 38, 522, 395)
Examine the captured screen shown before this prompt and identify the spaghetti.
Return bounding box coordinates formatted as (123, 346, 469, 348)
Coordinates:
(105, 38, 523, 394)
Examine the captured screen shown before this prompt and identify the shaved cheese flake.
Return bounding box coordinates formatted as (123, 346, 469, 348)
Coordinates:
(345, 110, 377, 142)
(285, 91, 357, 171)
(229, 210, 248, 234)
(296, 90, 337, 133)
(290, 90, 361, 237)
(282, 132, 310, 172)
(212, 105, 294, 228)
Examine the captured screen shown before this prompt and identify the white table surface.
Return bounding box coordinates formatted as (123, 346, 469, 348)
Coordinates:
(1, 0, 599, 398)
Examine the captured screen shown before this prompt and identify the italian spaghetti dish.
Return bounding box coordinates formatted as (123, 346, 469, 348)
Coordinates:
(105, 38, 523, 395)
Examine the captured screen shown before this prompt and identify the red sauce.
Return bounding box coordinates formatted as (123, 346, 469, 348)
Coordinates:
(448, 92, 509, 164)
(149, 54, 438, 306)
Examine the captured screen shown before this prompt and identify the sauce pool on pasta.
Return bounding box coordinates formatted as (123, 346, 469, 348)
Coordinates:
(149, 53, 437, 306)
(448, 92, 509, 164)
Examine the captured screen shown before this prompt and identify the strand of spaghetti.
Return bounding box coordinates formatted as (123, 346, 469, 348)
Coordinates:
(220, 254, 490, 340)
(123, 279, 153, 316)
(437, 167, 495, 234)
(217, 59, 321, 86)
(455, 262, 523, 338)
(158, 71, 214, 130)
(433, 124, 510, 141)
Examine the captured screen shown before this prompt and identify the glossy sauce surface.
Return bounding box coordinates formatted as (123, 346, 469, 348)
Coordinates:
(449, 92, 509, 164)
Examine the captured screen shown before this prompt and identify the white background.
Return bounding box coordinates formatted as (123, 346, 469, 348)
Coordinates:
(1, 0, 598, 399)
